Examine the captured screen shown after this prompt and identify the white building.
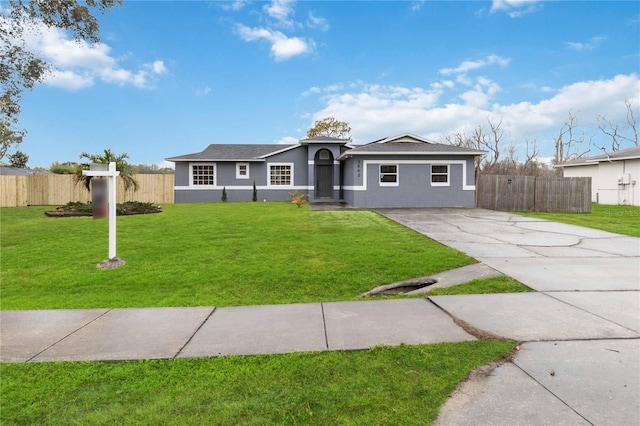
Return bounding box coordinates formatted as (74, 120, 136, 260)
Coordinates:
(557, 146, 640, 206)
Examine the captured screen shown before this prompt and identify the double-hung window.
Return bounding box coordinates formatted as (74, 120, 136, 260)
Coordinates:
(431, 165, 449, 186)
(191, 164, 215, 186)
(379, 164, 398, 186)
(269, 164, 293, 186)
(236, 163, 249, 179)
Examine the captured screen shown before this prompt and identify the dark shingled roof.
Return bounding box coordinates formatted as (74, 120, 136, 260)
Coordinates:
(338, 133, 486, 159)
(557, 146, 640, 167)
(299, 136, 350, 143)
(345, 141, 484, 154)
(166, 144, 297, 162)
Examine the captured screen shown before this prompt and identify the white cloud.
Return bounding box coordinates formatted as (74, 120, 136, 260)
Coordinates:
(439, 54, 510, 75)
(235, 24, 314, 61)
(307, 12, 329, 31)
(44, 70, 94, 91)
(304, 73, 640, 159)
(411, 1, 426, 12)
(274, 136, 299, 145)
(264, 0, 296, 27)
(20, 19, 167, 90)
(490, 0, 542, 17)
(564, 36, 607, 51)
(150, 60, 168, 75)
(219, 0, 250, 11)
(195, 86, 212, 96)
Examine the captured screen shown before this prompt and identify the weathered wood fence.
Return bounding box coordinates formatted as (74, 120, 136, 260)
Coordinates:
(477, 175, 591, 213)
(0, 174, 174, 207)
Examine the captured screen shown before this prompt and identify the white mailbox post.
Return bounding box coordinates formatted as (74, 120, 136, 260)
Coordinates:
(83, 162, 121, 265)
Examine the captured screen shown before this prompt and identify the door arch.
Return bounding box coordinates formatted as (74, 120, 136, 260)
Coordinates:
(315, 149, 334, 199)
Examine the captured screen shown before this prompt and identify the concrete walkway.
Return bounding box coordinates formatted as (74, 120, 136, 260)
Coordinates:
(2, 208, 639, 425)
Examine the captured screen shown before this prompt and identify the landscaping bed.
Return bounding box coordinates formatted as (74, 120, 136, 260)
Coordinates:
(44, 201, 162, 217)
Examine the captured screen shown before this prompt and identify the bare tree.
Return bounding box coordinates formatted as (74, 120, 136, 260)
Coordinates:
(597, 99, 639, 151)
(553, 111, 590, 165)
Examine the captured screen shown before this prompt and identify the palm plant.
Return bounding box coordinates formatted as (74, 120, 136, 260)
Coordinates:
(73, 149, 139, 192)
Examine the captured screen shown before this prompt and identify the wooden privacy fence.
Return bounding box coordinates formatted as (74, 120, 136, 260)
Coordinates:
(0, 174, 174, 207)
(477, 175, 591, 213)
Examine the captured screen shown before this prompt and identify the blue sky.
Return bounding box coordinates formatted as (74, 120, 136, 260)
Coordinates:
(15, 0, 640, 168)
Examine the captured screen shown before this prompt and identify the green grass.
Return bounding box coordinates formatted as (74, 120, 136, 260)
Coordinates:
(517, 203, 640, 237)
(426, 276, 533, 296)
(0, 203, 474, 310)
(0, 341, 516, 425)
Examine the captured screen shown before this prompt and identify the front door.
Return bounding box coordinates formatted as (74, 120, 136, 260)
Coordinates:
(316, 165, 333, 198)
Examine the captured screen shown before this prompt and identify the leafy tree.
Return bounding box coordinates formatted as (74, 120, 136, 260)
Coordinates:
(132, 163, 175, 174)
(73, 149, 138, 192)
(49, 161, 78, 174)
(7, 149, 28, 167)
(306, 117, 352, 141)
(0, 0, 123, 160)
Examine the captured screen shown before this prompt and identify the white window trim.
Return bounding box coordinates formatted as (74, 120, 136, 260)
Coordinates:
(189, 163, 216, 187)
(431, 164, 450, 187)
(379, 164, 399, 187)
(267, 162, 295, 187)
(236, 162, 250, 180)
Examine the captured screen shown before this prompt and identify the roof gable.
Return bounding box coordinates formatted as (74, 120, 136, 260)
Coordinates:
(376, 133, 433, 144)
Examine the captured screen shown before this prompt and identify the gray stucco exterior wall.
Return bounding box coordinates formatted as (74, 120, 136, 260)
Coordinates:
(342, 155, 477, 208)
(174, 146, 310, 203)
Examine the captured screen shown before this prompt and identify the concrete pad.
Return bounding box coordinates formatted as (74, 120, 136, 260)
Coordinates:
(429, 293, 640, 341)
(525, 246, 617, 257)
(515, 220, 621, 238)
(514, 340, 640, 426)
(491, 232, 581, 247)
(409, 263, 503, 294)
(480, 257, 640, 291)
(323, 299, 475, 350)
(445, 241, 540, 258)
(31, 307, 213, 362)
(424, 232, 501, 244)
(578, 236, 640, 257)
(546, 291, 640, 333)
(0, 309, 108, 362)
(178, 303, 327, 358)
(434, 362, 590, 426)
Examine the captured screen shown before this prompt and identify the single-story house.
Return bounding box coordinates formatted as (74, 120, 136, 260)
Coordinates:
(166, 133, 485, 208)
(557, 146, 640, 206)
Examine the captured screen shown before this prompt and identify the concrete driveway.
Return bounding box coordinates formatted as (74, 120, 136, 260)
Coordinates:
(377, 208, 640, 425)
(377, 208, 640, 292)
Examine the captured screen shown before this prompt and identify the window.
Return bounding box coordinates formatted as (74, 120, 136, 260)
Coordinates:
(191, 164, 215, 186)
(236, 163, 249, 179)
(431, 164, 449, 186)
(269, 164, 292, 186)
(379, 164, 398, 186)
(318, 150, 330, 160)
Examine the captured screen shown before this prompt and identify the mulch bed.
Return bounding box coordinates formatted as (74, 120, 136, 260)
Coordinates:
(44, 209, 162, 217)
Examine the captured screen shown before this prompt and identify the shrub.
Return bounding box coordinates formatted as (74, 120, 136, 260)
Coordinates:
(289, 191, 309, 208)
(221, 187, 228, 202)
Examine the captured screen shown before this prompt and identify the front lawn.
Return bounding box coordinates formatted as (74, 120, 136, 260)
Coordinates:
(518, 203, 640, 237)
(0, 203, 474, 310)
(0, 341, 516, 425)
